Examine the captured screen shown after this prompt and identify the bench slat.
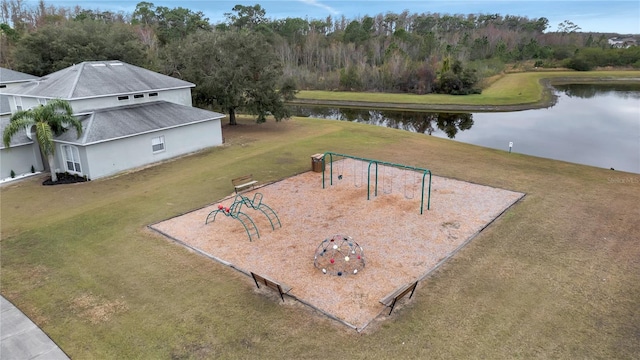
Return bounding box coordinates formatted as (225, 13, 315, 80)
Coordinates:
(251, 272, 291, 302)
(235, 180, 257, 188)
(380, 281, 418, 315)
(232, 174, 257, 193)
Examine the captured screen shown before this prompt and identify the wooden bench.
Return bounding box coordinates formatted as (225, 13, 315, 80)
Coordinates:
(232, 174, 258, 193)
(380, 281, 419, 315)
(250, 272, 291, 302)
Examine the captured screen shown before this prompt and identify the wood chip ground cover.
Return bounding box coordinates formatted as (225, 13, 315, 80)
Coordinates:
(151, 161, 524, 330)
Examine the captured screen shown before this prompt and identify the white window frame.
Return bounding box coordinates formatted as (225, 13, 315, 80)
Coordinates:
(152, 135, 165, 153)
(14, 96, 23, 111)
(61, 145, 82, 174)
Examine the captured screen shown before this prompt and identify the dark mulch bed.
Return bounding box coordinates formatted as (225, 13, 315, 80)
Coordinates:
(43, 173, 89, 186)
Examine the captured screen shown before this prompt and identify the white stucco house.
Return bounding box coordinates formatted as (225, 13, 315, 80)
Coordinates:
(2, 61, 225, 181)
(608, 37, 638, 48)
(1, 67, 42, 179)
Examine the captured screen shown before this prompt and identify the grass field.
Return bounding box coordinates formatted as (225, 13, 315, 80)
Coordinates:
(295, 70, 640, 108)
(1, 114, 639, 358)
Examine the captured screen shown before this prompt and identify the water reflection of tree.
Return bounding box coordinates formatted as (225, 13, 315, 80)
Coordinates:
(290, 106, 474, 139)
(378, 111, 473, 138)
(557, 84, 640, 99)
(436, 113, 474, 138)
(341, 108, 368, 122)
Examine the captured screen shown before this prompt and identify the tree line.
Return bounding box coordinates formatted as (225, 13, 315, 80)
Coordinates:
(1, 1, 639, 120)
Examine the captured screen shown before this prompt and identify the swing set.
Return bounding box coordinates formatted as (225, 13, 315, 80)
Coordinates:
(320, 152, 432, 214)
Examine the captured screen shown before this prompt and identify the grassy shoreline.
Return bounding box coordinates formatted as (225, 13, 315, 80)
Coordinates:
(1, 114, 639, 356)
(291, 70, 640, 111)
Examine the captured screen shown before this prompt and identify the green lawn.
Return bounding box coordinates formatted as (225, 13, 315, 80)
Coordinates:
(2, 115, 639, 359)
(295, 70, 640, 107)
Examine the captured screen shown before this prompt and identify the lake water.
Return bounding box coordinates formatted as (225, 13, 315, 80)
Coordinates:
(291, 84, 640, 174)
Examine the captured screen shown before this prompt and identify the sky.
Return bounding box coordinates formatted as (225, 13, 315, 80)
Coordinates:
(31, 0, 640, 34)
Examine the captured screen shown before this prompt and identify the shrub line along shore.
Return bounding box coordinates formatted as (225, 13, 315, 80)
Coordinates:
(289, 71, 640, 112)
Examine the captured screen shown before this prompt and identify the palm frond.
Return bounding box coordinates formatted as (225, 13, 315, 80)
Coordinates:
(34, 122, 55, 155)
(3, 99, 82, 153)
(48, 99, 83, 138)
(48, 99, 74, 115)
(3, 113, 35, 148)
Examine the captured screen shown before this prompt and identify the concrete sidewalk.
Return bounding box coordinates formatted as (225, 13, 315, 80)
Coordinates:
(1, 296, 69, 359)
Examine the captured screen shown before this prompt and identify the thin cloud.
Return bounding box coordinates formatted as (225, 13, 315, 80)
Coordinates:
(298, 0, 340, 15)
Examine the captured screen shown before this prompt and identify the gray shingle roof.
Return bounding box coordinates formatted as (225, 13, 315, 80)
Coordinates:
(55, 101, 224, 145)
(0, 68, 38, 115)
(0, 67, 38, 84)
(4, 61, 194, 99)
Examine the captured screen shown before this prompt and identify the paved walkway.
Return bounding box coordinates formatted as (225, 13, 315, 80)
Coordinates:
(1, 296, 69, 359)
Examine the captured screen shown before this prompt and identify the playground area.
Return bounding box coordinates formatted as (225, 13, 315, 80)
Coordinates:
(150, 156, 524, 331)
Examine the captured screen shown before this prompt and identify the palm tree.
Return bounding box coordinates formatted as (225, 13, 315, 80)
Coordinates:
(3, 99, 83, 182)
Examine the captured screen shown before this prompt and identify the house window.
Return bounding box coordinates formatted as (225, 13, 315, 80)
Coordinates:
(62, 145, 82, 173)
(14, 97, 23, 111)
(133, 94, 144, 99)
(152, 136, 165, 153)
(118, 95, 129, 101)
(149, 92, 158, 97)
(0, 84, 6, 88)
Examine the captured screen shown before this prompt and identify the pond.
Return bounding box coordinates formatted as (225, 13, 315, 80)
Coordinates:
(290, 84, 640, 174)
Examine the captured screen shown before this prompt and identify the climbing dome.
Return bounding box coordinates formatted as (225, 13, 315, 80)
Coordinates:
(314, 235, 365, 276)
